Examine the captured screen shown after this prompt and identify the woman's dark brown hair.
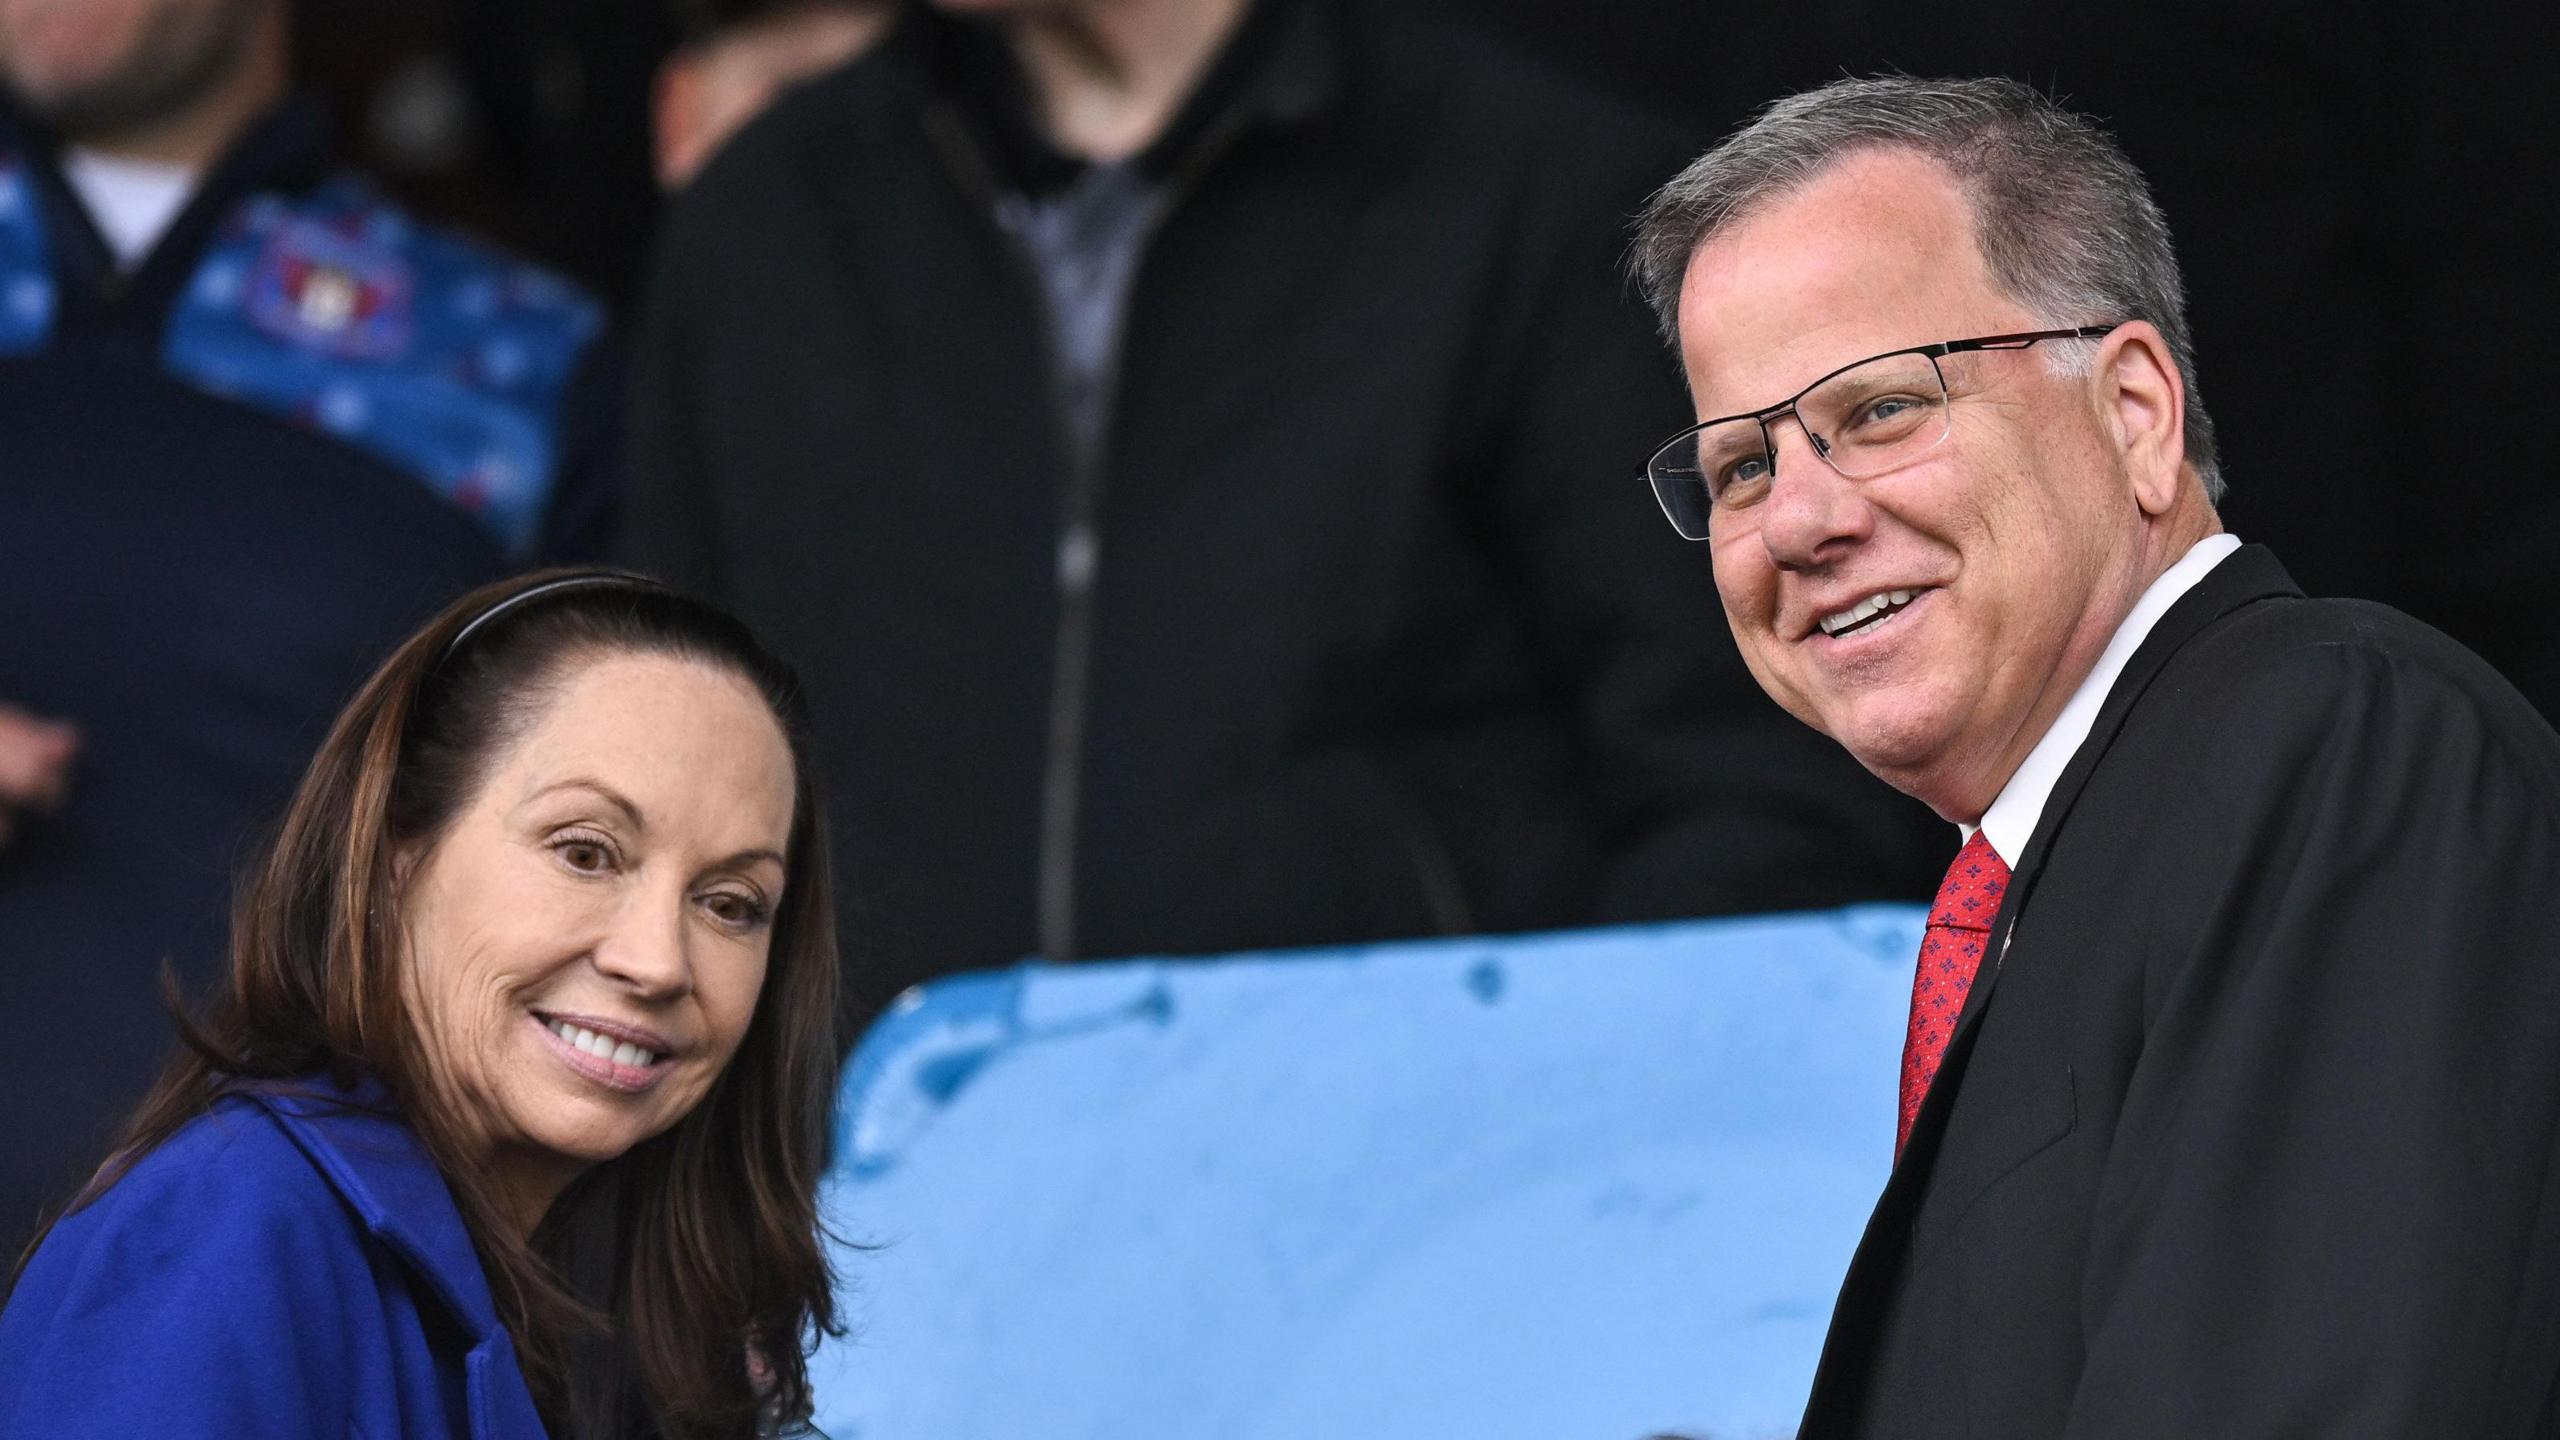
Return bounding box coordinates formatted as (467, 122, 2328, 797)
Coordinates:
(15, 569, 844, 1439)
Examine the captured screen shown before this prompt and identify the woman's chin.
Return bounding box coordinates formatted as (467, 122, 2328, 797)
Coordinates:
(501, 1080, 676, 1169)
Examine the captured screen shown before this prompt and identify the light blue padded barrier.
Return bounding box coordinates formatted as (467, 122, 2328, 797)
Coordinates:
(810, 904, 1929, 1440)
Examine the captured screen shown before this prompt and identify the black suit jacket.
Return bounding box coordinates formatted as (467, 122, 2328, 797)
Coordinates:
(1802, 545, 2560, 1436)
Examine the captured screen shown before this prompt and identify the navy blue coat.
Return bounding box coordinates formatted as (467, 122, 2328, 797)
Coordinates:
(0, 1078, 549, 1439)
(0, 91, 616, 1259)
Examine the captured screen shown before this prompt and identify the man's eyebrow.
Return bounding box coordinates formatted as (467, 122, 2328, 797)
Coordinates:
(523, 776, 645, 830)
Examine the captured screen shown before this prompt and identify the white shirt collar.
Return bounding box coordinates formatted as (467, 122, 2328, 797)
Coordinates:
(1964, 533, 2243, 866)
(61, 148, 198, 270)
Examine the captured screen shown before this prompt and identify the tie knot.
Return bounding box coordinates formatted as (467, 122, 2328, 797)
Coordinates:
(1928, 830, 2011, 933)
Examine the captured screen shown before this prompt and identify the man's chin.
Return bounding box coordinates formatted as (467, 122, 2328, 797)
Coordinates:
(1828, 713, 1962, 798)
(1, 27, 139, 107)
(1810, 689, 1948, 762)
(10, 0, 261, 144)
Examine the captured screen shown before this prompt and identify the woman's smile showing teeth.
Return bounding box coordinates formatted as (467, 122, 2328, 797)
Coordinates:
(534, 1012, 674, 1093)
(1818, 588, 1923, 638)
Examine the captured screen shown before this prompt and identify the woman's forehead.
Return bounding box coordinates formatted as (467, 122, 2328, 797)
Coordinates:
(498, 654, 795, 851)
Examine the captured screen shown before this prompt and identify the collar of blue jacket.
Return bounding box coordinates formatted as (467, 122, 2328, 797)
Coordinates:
(250, 1073, 550, 1438)
(0, 1068, 552, 1440)
(247, 1073, 509, 1334)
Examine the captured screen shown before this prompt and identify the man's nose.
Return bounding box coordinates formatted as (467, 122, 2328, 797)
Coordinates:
(1756, 414, 1872, 568)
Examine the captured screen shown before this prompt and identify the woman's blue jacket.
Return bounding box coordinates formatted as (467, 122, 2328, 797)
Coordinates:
(0, 1075, 550, 1438)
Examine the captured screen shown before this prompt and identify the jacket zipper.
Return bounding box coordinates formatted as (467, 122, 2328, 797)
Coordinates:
(926, 102, 1252, 964)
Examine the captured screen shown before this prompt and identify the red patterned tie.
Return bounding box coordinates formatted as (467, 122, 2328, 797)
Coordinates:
(1898, 831, 2011, 1158)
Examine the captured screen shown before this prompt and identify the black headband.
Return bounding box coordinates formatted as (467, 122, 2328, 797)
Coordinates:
(437, 572, 666, 667)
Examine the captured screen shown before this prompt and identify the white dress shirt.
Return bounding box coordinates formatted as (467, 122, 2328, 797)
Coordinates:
(61, 149, 197, 270)
(1967, 533, 2244, 865)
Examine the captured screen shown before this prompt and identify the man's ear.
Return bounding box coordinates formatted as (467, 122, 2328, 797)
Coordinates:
(2095, 321, 2188, 517)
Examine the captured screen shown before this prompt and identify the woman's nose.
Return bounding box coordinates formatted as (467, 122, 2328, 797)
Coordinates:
(591, 890, 695, 999)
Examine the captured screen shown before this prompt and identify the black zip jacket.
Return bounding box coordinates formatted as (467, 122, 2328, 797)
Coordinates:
(622, 0, 1948, 1021)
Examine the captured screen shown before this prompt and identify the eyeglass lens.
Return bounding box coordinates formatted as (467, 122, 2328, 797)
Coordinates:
(1649, 351, 1952, 538)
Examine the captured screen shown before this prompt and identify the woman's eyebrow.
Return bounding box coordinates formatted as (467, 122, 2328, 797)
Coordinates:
(713, 847, 786, 875)
(521, 776, 646, 830)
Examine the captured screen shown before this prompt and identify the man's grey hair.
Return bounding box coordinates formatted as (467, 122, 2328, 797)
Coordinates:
(1630, 75, 2223, 500)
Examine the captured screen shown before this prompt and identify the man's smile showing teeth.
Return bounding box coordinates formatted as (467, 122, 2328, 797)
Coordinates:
(1819, 589, 1920, 638)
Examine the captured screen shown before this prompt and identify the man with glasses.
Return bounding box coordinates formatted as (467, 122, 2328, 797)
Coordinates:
(1632, 75, 2560, 1435)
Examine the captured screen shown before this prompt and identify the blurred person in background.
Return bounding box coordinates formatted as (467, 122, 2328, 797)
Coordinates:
(653, 0, 888, 191)
(0, 703, 76, 848)
(0, 572, 842, 1439)
(0, 0, 619, 1256)
(623, 0, 1950, 1029)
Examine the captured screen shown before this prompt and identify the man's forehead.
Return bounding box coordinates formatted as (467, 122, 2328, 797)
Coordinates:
(1673, 151, 2012, 411)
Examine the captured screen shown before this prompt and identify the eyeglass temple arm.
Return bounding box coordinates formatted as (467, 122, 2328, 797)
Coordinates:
(1935, 324, 2122, 356)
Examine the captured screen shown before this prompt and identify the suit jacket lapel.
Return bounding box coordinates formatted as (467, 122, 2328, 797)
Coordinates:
(1943, 544, 2300, 1042)
(1798, 543, 2302, 1433)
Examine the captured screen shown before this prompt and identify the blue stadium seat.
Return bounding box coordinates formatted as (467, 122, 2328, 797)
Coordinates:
(811, 904, 1927, 1439)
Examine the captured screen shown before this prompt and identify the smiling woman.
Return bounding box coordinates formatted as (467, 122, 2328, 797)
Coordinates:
(0, 571, 844, 1440)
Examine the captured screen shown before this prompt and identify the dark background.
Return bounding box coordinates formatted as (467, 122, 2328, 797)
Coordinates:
(298, 0, 2560, 716)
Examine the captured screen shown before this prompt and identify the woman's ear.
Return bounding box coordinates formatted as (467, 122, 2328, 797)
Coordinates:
(2095, 321, 2190, 516)
(389, 836, 428, 898)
